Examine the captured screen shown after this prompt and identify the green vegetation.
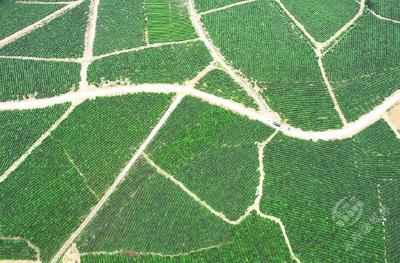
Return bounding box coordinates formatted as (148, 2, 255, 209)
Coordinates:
(194, 0, 239, 13)
(368, 0, 400, 20)
(260, 121, 400, 262)
(50, 94, 173, 195)
(324, 13, 400, 121)
(0, 1, 88, 58)
(146, 0, 197, 43)
(0, 104, 69, 175)
(77, 160, 232, 254)
(281, 0, 359, 42)
(203, 0, 342, 130)
(94, 0, 146, 55)
(80, 214, 293, 263)
(0, 239, 36, 260)
(0, 138, 98, 261)
(0, 59, 80, 101)
(89, 42, 211, 85)
(0, 1, 60, 40)
(195, 68, 258, 109)
(147, 97, 274, 219)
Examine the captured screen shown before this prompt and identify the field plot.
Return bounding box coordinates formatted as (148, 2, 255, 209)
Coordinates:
(0, 104, 68, 176)
(0, 0, 89, 58)
(89, 42, 211, 85)
(195, 69, 258, 109)
(146, 97, 274, 219)
(77, 160, 232, 255)
(80, 214, 292, 263)
(0, 1, 60, 40)
(202, 0, 342, 130)
(368, 0, 400, 21)
(260, 121, 400, 262)
(0, 59, 80, 101)
(146, 0, 197, 43)
(324, 13, 400, 121)
(281, 0, 359, 42)
(93, 0, 146, 55)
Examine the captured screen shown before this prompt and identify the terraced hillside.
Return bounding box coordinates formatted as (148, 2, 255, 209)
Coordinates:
(0, 0, 399, 262)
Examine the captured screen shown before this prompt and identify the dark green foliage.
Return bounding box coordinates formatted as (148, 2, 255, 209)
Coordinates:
(147, 97, 274, 219)
(0, 59, 80, 101)
(368, 0, 400, 20)
(0, 104, 69, 175)
(89, 42, 212, 85)
(0, 239, 36, 260)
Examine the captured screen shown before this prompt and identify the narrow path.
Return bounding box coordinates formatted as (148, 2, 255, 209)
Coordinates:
(257, 211, 301, 263)
(317, 57, 347, 125)
(199, 0, 256, 16)
(369, 10, 400, 24)
(1, 84, 399, 141)
(93, 38, 200, 60)
(0, 0, 84, 49)
(15, 1, 72, 4)
(0, 55, 80, 63)
(81, 242, 231, 258)
(50, 95, 184, 263)
(187, 0, 276, 118)
(143, 153, 244, 225)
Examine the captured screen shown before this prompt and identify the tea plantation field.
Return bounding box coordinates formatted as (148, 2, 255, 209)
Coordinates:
(0, 0, 399, 262)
